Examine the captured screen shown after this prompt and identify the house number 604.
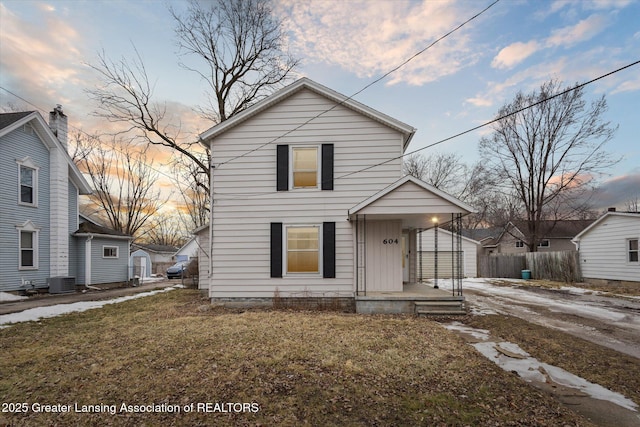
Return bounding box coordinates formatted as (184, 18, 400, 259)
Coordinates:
(383, 239, 399, 245)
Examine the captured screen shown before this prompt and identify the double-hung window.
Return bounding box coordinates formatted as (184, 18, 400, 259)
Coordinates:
(17, 159, 38, 206)
(17, 221, 39, 270)
(276, 144, 333, 191)
(286, 226, 320, 273)
(515, 240, 524, 248)
(270, 222, 335, 278)
(292, 147, 318, 189)
(629, 239, 639, 263)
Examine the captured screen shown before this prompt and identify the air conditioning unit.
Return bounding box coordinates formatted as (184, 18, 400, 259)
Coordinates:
(47, 276, 76, 294)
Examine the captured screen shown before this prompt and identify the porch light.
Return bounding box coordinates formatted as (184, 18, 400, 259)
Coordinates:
(432, 216, 438, 224)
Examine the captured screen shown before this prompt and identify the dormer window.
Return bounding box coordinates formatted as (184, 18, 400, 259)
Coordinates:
(17, 158, 38, 207)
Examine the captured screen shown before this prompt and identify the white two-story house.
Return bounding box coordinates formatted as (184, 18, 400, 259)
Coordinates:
(199, 78, 474, 313)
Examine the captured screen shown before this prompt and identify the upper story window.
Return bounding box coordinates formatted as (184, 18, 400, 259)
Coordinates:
(515, 240, 525, 248)
(292, 147, 318, 188)
(103, 246, 119, 259)
(17, 158, 38, 207)
(629, 239, 639, 263)
(277, 144, 333, 191)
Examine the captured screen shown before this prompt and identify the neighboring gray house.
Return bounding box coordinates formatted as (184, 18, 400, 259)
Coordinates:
(0, 107, 93, 292)
(486, 220, 594, 254)
(198, 78, 475, 313)
(73, 215, 132, 286)
(572, 210, 640, 284)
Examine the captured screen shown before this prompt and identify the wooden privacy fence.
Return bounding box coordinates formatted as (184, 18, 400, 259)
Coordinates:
(478, 250, 581, 283)
(478, 254, 526, 279)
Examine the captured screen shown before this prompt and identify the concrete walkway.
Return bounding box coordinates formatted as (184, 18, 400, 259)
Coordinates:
(0, 279, 187, 315)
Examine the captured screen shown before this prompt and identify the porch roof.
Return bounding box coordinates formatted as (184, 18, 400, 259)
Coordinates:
(348, 176, 475, 229)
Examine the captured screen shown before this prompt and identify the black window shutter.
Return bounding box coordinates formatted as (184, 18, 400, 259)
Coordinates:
(276, 145, 288, 191)
(270, 223, 283, 278)
(323, 222, 336, 278)
(321, 144, 334, 190)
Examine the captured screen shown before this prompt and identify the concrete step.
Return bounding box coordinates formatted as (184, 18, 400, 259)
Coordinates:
(415, 300, 466, 316)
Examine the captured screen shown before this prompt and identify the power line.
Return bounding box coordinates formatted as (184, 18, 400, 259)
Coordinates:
(335, 59, 640, 181)
(216, 0, 500, 168)
(213, 59, 640, 200)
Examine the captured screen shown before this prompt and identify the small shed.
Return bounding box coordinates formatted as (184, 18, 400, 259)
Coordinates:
(419, 227, 480, 278)
(129, 249, 152, 279)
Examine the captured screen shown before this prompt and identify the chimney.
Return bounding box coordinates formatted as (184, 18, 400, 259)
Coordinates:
(49, 104, 68, 152)
(608, 207, 616, 212)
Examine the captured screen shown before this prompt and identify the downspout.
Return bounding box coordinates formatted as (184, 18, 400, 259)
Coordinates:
(84, 235, 101, 291)
(208, 161, 215, 297)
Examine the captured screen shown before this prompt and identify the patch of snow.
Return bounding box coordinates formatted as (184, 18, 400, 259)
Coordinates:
(0, 285, 183, 328)
(0, 292, 28, 302)
(445, 322, 639, 412)
(443, 322, 491, 340)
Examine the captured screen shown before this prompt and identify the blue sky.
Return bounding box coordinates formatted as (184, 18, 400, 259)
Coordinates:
(1, 0, 639, 209)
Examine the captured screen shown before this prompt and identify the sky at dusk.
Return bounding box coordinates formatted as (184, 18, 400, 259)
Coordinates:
(1, 0, 639, 210)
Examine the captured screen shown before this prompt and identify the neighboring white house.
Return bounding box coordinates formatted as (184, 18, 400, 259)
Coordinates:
(198, 78, 474, 311)
(175, 236, 199, 263)
(572, 211, 640, 284)
(419, 228, 480, 278)
(1, 107, 94, 293)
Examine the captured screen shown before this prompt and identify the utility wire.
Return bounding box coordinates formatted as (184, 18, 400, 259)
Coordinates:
(335, 59, 640, 181)
(216, 0, 500, 168)
(213, 58, 640, 200)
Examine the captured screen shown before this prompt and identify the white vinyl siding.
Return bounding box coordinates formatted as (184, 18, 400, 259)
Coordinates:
(209, 88, 405, 297)
(577, 214, 640, 282)
(355, 180, 468, 216)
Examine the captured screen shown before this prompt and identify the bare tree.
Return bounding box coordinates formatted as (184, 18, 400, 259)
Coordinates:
(87, 0, 299, 186)
(171, 0, 299, 123)
(172, 152, 210, 230)
(403, 152, 468, 195)
(626, 196, 639, 213)
(74, 136, 168, 237)
(138, 213, 188, 247)
(479, 79, 619, 251)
